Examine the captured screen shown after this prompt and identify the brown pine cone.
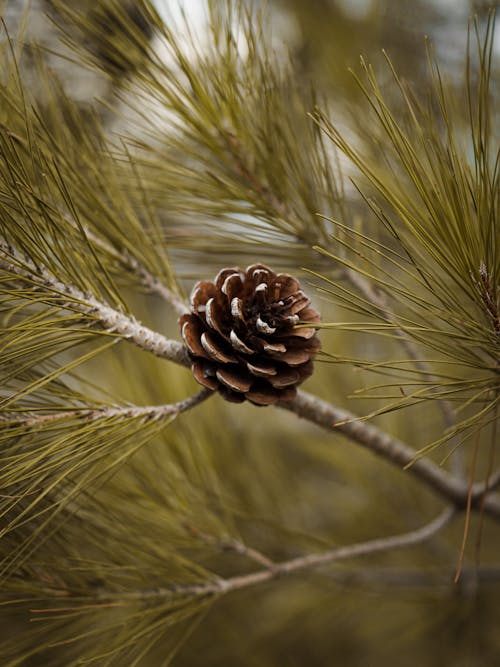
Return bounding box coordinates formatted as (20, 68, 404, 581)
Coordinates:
(180, 264, 320, 405)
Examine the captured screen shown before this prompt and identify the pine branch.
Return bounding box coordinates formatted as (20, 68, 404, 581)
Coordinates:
(98, 506, 456, 601)
(0, 388, 212, 428)
(216, 125, 456, 425)
(6, 236, 495, 521)
(183, 525, 275, 570)
(473, 467, 500, 495)
(1, 3, 498, 663)
(5, 237, 493, 519)
(219, 129, 328, 246)
(340, 265, 462, 474)
(342, 268, 457, 419)
(201, 105, 461, 472)
(0, 241, 190, 366)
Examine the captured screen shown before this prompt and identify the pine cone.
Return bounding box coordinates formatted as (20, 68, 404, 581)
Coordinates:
(180, 264, 320, 405)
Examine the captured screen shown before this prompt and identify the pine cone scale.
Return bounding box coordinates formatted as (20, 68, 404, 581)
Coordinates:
(300, 307, 321, 323)
(285, 294, 311, 315)
(261, 340, 287, 353)
(205, 297, 232, 338)
(181, 317, 212, 359)
(192, 360, 219, 390)
(200, 331, 237, 363)
(268, 367, 301, 388)
(216, 366, 253, 393)
(246, 359, 277, 377)
(230, 329, 255, 354)
(268, 348, 311, 365)
(221, 273, 245, 300)
(230, 297, 246, 322)
(246, 383, 296, 406)
(216, 268, 243, 291)
(181, 264, 321, 405)
(190, 281, 217, 313)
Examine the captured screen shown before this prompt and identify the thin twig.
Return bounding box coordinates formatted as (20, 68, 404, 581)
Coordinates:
(183, 524, 275, 569)
(343, 266, 461, 474)
(99, 507, 455, 601)
(279, 390, 500, 520)
(219, 538, 276, 569)
(80, 226, 188, 316)
(0, 388, 213, 429)
(224, 131, 291, 223)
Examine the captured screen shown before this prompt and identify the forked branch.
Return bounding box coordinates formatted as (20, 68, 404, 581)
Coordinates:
(101, 506, 456, 602)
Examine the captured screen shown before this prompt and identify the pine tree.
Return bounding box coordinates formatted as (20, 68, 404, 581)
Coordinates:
(0, 1, 499, 665)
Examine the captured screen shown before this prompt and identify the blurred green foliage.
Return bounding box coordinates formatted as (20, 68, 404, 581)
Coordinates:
(0, 1, 499, 665)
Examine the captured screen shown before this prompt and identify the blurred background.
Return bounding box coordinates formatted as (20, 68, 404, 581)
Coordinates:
(2, 1, 499, 666)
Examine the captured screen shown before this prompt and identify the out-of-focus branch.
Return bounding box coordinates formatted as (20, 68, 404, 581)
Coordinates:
(81, 226, 189, 315)
(100, 507, 456, 601)
(224, 131, 292, 225)
(183, 524, 275, 570)
(279, 390, 500, 521)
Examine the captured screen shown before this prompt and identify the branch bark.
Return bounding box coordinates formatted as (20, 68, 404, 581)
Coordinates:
(182, 525, 276, 570)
